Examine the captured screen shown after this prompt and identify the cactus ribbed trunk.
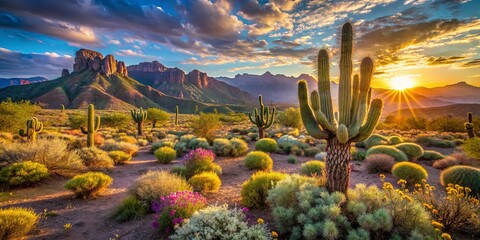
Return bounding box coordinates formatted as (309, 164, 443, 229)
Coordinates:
(258, 128, 264, 139)
(137, 122, 143, 136)
(152, 120, 157, 129)
(325, 138, 351, 194)
(81, 104, 100, 148)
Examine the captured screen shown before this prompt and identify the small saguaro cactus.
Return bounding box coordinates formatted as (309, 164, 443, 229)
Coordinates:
(248, 95, 275, 139)
(465, 112, 475, 139)
(175, 106, 179, 126)
(297, 22, 383, 194)
(19, 117, 43, 142)
(80, 104, 100, 148)
(61, 104, 65, 111)
(131, 107, 148, 136)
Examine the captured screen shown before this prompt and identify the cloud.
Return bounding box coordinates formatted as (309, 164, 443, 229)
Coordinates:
(0, 48, 72, 79)
(115, 49, 156, 59)
(462, 59, 480, 68)
(238, 0, 293, 36)
(426, 56, 465, 65)
(108, 39, 121, 45)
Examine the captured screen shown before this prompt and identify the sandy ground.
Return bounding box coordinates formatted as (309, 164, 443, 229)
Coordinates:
(0, 144, 446, 240)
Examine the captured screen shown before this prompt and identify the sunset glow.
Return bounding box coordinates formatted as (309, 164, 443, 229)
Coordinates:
(390, 76, 416, 91)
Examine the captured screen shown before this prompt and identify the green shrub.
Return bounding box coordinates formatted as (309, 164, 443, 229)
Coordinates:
(170, 166, 187, 177)
(64, 172, 112, 199)
(102, 112, 130, 128)
(190, 113, 222, 142)
(388, 136, 403, 145)
(188, 172, 221, 193)
(351, 148, 366, 161)
(151, 141, 175, 152)
(108, 151, 132, 164)
(241, 171, 286, 209)
(267, 174, 319, 208)
(154, 146, 176, 164)
(78, 147, 114, 169)
(111, 195, 147, 223)
(245, 151, 273, 171)
(441, 166, 480, 196)
(0, 99, 40, 133)
(366, 145, 408, 162)
(171, 205, 272, 240)
(213, 138, 233, 157)
(230, 138, 249, 157)
(68, 112, 86, 129)
(101, 139, 139, 156)
(364, 154, 395, 173)
(183, 149, 222, 179)
(174, 141, 187, 154)
(364, 134, 389, 149)
(301, 160, 325, 176)
(146, 108, 170, 128)
(277, 107, 303, 129)
(188, 137, 209, 150)
(462, 138, 480, 160)
(421, 150, 445, 161)
(130, 171, 192, 207)
(394, 143, 424, 161)
(391, 162, 428, 184)
(0, 161, 49, 187)
(304, 147, 321, 157)
(415, 136, 455, 148)
(0, 207, 39, 240)
(287, 155, 297, 164)
(255, 138, 278, 152)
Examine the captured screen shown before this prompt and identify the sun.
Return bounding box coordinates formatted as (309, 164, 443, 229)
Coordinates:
(389, 76, 416, 90)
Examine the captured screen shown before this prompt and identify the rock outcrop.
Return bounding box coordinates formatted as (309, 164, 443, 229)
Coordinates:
(187, 70, 209, 88)
(62, 69, 69, 77)
(73, 49, 128, 77)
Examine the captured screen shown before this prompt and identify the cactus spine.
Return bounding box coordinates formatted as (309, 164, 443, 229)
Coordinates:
(248, 95, 275, 139)
(298, 22, 383, 194)
(465, 112, 475, 139)
(175, 106, 179, 126)
(131, 107, 147, 136)
(19, 117, 43, 142)
(80, 104, 100, 148)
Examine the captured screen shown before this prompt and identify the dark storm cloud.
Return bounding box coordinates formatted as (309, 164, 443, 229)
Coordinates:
(426, 56, 466, 65)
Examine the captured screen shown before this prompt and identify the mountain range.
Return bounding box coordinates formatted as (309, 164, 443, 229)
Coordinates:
(0, 77, 48, 88)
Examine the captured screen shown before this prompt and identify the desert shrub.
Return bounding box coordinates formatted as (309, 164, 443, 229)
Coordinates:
(241, 171, 286, 209)
(230, 138, 249, 157)
(314, 152, 327, 160)
(300, 160, 325, 176)
(427, 116, 464, 133)
(188, 171, 221, 193)
(111, 195, 147, 223)
(277, 107, 303, 129)
(102, 112, 130, 129)
(0, 138, 84, 175)
(0, 99, 40, 133)
(151, 191, 207, 234)
(137, 138, 148, 146)
(391, 162, 428, 184)
(171, 205, 272, 240)
(188, 137, 209, 150)
(173, 141, 187, 154)
(351, 148, 366, 161)
(421, 150, 445, 161)
(394, 143, 424, 161)
(179, 134, 195, 145)
(108, 151, 132, 164)
(388, 136, 403, 145)
(415, 136, 455, 148)
(130, 171, 192, 207)
(0, 207, 39, 240)
(287, 155, 297, 164)
(183, 149, 222, 179)
(190, 113, 222, 142)
(118, 136, 137, 144)
(151, 141, 175, 152)
(213, 138, 233, 157)
(245, 151, 273, 171)
(364, 134, 389, 149)
(267, 174, 319, 208)
(255, 138, 278, 153)
(364, 154, 395, 173)
(64, 172, 112, 199)
(462, 138, 480, 161)
(101, 139, 139, 156)
(440, 166, 480, 196)
(277, 135, 308, 153)
(433, 156, 461, 170)
(146, 108, 169, 128)
(170, 165, 187, 177)
(0, 161, 49, 187)
(304, 147, 321, 157)
(366, 145, 408, 162)
(0, 132, 13, 144)
(154, 146, 176, 164)
(78, 147, 114, 169)
(68, 112, 87, 129)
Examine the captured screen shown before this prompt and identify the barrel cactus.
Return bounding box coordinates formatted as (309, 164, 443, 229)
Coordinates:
(80, 104, 100, 148)
(248, 95, 275, 139)
(465, 112, 475, 139)
(19, 117, 43, 142)
(297, 22, 383, 194)
(131, 107, 147, 136)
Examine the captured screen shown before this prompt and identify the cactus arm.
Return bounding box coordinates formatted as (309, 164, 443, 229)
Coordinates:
(80, 126, 88, 134)
(298, 80, 329, 139)
(350, 74, 360, 124)
(337, 124, 349, 144)
(94, 116, 100, 131)
(248, 112, 256, 124)
(351, 99, 383, 142)
(19, 129, 28, 137)
(265, 107, 275, 128)
(317, 49, 334, 123)
(311, 90, 337, 133)
(466, 112, 475, 139)
(338, 23, 353, 126)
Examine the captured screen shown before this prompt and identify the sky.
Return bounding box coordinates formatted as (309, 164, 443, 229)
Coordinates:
(0, 0, 479, 89)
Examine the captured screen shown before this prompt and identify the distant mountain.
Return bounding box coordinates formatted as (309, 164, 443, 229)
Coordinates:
(128, 61, 254, 104)
(372, 88, 453, 114)
(0, 49, 231, 112)
(216, 71, 318, 104)
(409, 81, 480, 104)
(0, 76, 48, 88)
(390, 103, 480, 119)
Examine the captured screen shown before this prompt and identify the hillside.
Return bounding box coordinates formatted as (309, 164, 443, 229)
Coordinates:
(390, 103, 480, 119)
(128, 61, 254, 104)
(0, 76, 48, 88)
(409, 82, 480, 104)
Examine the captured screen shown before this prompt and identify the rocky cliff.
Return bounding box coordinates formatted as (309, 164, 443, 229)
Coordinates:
(73, 49, 128, 77)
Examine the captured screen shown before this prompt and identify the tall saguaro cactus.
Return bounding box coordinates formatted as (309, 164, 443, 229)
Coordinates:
(175, 106, 179, 126)
(131, 107, 148, 136)
(80, 104, 100, 148)
(19, 117, 43, 142)
(298, 23, 383, 194)
(249, 95, 275, 139)
(465, 112, 475, 139)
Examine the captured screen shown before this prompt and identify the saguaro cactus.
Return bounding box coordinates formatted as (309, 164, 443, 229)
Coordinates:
(175, 106, 179, 126)
(80, 104, 100, 148)
(131, 107, 147, 136)
(298, 22, 383, 194)
(465, 112, 475, 139)
(248, 95, 275, 139)
(19, 117, 43, 142)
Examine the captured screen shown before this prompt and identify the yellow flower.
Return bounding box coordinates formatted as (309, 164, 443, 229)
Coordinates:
(432, 209, 439, 215)
(257, 218, 264, 224)
(431, 220, 443, 229)
(271, 231, 278, 238)
(397, 179, 407, 185)
(63, 223, 72, 231)
(379, 174, 385, 180)
(441, 233, 452, 240)
(422, 179, 427, 184)
(465, 187, 472, 193)
(434, 228, 442, 234)
(447, 183, 454, 187)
